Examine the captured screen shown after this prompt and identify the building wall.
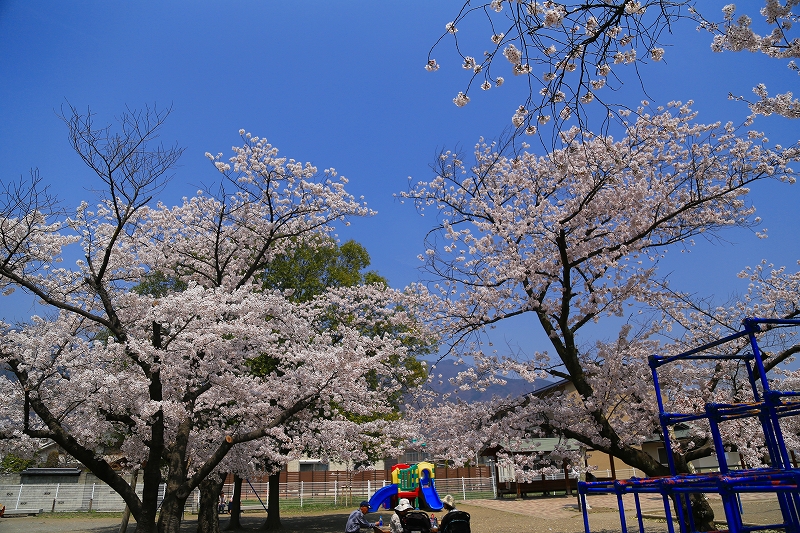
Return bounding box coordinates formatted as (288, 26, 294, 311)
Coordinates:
(589, 443, 743, 477)
(285, 458, 386, 473)
(585, 448, 633, 477)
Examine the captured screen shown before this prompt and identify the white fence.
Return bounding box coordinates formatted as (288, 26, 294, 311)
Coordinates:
(590, 468, 645, 479)
(220, 477, 495, 512)
(496, 464, 581, 483)
(0, 482, 162, 513)
(0, 477, 495, 514)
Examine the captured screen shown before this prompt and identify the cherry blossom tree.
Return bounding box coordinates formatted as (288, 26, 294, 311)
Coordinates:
(212, 238, 428, 532)
(427, 1, 695, 135)
(0, 108, 431, 533)
(698, 2, 800, 118)
(402, 104, 800, 529)
(427, 1, 800, 137)
(640, 259, 800, 470)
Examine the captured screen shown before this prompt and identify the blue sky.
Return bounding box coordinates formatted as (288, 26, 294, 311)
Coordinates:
(1, 1, 798, 354)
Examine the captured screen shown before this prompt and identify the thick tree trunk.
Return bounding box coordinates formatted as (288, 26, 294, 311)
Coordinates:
(675, 451, 716, 531)
(197, 473, 227, 533)
(691, 494, 715, 531)
(157, 492, 189, 533)
(627, 451, 716, 531)
(261, 471, 282, 530)
(547, 327, 718, 532)
(559, 425, 717, 532)
(602, 451, 716, 532)
(120, 476, 159, 533)
(119, 468, 139, 533)
(224, 476, 244, 530)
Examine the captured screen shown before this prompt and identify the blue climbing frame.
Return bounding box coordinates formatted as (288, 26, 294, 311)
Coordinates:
(578, 317, 800, 533)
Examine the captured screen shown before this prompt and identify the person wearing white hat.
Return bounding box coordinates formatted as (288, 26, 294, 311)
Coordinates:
(441, 494, 456, 512)
(438, 494, 471, 533)
(390, 498, 414, 533)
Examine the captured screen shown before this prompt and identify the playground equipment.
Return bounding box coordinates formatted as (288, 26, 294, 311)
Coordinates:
(368, 462, 444, 512)
(578, 317, 800, 533)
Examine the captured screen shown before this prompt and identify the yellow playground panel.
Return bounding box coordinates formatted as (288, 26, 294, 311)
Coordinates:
(392, 461, 435, 492)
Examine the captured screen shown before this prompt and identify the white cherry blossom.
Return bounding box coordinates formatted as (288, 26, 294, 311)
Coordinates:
(0, 115, 429, 533)
(400, 108, 800, 529)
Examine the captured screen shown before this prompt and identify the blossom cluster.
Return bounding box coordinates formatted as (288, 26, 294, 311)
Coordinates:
(426, 1, 683, 130)
(698, 2, 800, 118)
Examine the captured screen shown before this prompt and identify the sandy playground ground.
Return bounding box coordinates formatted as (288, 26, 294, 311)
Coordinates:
(0, 491, 785, 533)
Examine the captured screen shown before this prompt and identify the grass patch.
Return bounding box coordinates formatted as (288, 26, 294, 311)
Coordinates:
(239, 500, 353, 515)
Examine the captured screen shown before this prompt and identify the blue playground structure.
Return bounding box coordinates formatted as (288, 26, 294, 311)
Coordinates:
(579, 317, 800, 533)
(368, 462, 444, 512)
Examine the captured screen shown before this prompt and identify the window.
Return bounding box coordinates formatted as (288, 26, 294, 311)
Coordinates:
(299, 462, 328, 472)
(657, 447, 669, 465)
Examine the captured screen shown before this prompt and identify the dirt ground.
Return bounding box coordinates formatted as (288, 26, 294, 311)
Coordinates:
(0, 504, 602, 533)
(0, 493, 785, 533)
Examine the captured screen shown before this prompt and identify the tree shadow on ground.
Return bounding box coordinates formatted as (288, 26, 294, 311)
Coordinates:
(37, 511, 353, 533)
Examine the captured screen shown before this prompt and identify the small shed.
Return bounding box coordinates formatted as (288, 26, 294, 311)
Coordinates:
(482, 438, 581, 498)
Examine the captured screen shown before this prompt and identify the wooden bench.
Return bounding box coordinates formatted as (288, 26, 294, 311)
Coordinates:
(497, 478, 579, 498)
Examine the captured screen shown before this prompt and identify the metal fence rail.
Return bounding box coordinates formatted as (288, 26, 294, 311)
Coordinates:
(0, 477, 495, 514)
(590, 468, 641, 479)
(223, 477, 495, 511)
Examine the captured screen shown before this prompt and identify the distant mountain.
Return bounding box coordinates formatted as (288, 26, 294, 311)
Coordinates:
(422, 359, 552, 403)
